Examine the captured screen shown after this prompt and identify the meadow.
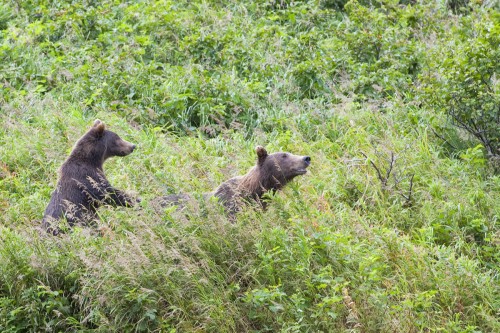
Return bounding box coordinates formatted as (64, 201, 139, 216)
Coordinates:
(0, 0, 499, 331)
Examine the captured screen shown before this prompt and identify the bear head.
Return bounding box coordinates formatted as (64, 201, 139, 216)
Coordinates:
(255, 145, 311, 186)
(68, 119, 136, 166)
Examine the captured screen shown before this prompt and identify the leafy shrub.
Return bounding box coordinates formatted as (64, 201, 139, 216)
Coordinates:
(422, 8, 500, 159)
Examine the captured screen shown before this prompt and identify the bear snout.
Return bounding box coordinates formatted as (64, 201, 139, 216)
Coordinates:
(303, 156, 311, 166)
(126, 143, 136, 155)
(117, 141, 136, 156)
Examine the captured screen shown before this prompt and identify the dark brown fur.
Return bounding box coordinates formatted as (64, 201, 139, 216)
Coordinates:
(42, 120, 138, 235)
(155, 146, 311, 216)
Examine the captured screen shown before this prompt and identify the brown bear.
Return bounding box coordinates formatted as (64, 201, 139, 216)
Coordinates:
(213, 146, 311, 215)
(156, 146, 311, 216)
(42, 120, 138, 235)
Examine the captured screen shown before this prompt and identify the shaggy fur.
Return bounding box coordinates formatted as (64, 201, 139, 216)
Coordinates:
(213, 146, 311, 214)
(42, 120, 138, 235)
(156, 146, 311, 215)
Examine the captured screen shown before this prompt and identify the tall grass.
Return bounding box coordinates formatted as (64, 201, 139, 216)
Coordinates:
(1, 0, 499, 332)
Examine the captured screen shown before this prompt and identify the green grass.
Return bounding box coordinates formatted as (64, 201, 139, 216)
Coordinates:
(1, 0, 499, 332)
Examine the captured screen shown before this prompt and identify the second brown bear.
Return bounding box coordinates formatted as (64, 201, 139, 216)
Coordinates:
(157, 146, 311, 215)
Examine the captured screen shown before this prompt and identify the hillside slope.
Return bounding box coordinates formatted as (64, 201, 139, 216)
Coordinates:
(1, 0, 499, 331)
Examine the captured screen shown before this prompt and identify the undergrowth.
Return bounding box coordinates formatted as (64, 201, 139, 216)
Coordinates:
(1, 0, 499, 332)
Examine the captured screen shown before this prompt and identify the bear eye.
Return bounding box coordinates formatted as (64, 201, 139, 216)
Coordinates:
(282, 153, 287, 159)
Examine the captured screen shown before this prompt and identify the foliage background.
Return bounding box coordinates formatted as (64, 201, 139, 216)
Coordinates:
(0, 0, 499, 331)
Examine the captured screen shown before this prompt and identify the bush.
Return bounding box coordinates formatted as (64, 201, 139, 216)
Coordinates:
(424, 8, 500, 158)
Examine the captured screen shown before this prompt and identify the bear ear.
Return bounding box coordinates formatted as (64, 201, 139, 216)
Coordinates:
(93, 119, 103, 127)
(93, 119, 105, 137)
(256, 146, 268, 165)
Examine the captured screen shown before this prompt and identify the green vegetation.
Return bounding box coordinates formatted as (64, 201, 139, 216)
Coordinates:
(1, 0, 499, 331)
